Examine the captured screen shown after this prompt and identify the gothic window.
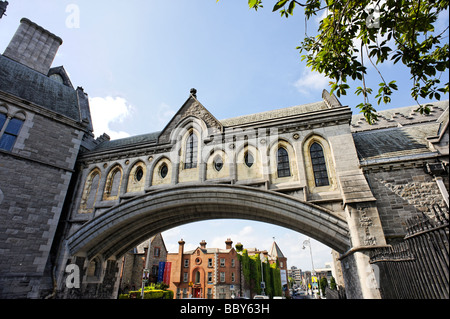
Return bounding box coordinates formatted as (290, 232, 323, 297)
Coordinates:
(184, 132, 198, 169)
(80, 169, 101, 213)
(104, 166, 122, 200)
(0, 115, 24, 151)
(277, 147, 291, 178)
(310, 142, 329, 187)
(86, 172, 100, 209)
(244, 151, 254, 168)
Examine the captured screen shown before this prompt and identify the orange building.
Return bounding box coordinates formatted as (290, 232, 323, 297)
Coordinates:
(167, 238, 241, 299)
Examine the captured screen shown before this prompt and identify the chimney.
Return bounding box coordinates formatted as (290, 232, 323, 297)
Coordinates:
(178, 239, 185, 255)
(225, 238, 233, 250)
(3, 18, 63, 74)
(200, 240, 207, 249)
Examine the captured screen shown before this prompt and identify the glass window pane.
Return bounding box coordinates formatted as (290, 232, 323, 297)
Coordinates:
(0, 113, 6, 129)
(277, 147, 291, 177)
(310, 143, 329, 187)
(0, 134, 16, 151)
(245, 152, 254, 168)
(5, 118, 23, 135)
(185, 133, 198, 169)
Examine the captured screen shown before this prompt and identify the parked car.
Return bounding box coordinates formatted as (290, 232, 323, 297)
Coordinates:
(253, 295, 270, 299)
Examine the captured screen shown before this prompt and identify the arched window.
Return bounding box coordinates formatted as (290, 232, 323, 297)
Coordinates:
(0, 115, 24, 151)
(80, 169, 101, 213)
(104, 166, 122, 200)
(277, 147, 291, 178)
(195, 271, 201, 284)
(85, 172, 100, 210)
(310, 142, 329, 187)
(184, 132, 198, 169)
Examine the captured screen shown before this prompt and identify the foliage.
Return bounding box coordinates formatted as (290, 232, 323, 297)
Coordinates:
(329, 276, 337, 290)
(235, 242, 244, 252)
(238, 249, 283, 298)
(219, 0, 449, 124)
(319, 276, 328, 297)
(118, 283, 174, 299)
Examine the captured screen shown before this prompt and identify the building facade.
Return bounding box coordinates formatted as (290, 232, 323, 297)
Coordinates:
(0, 18, 448, 299)
(118, 233, 168, 293)
(167, 238, 241, 299)
(0, 18, 95, 298)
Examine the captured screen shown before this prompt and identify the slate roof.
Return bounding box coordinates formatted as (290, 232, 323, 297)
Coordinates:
(351, 100, 449, 162)
(220, 101, 328, 127)
(93, 131, 160, 151)
(0, 55, 80, 121)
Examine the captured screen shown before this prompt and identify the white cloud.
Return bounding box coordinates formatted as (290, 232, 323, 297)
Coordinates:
(89, 96, 134, 140)
(294, 69, 330, 96)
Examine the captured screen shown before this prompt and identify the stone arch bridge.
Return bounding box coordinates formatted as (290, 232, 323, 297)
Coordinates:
(55, 91, 450, 300)
(1, 17, 447, 300)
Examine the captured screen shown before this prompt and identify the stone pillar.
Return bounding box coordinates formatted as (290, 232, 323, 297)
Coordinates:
(340, 202, 387, 299)
(338, 170, 388, 299)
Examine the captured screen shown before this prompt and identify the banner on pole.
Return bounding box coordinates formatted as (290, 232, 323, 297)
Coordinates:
(163, 262, 171, 285)
(157, 262, 165, 283)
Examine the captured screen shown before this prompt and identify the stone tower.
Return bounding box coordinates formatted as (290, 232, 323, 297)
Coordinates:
(0, 18, 95, 298)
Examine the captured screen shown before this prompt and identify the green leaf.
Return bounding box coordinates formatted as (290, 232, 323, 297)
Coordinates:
(287, 0, 295, 15)
(273, 0, 289, 12)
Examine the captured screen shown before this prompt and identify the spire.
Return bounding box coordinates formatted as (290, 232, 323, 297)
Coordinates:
(269, 241, 285, 258)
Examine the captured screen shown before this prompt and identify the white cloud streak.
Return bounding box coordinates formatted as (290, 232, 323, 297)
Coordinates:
(89, 96, 134, 140)
(294, 70, 330, 96)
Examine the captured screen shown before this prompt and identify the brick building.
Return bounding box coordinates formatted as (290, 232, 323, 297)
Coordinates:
(167, 238, 241, 299)
(245, 240, 290, 297)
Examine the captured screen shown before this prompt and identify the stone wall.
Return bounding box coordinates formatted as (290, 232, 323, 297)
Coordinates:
(0, 108, 84, 298)
(364, 164, 448, 242)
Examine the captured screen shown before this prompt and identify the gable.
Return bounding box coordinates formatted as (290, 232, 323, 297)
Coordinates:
(158, 91, 223, 144)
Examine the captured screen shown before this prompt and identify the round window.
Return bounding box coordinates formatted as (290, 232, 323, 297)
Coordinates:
(213, 156, 223, 172)
(160, 163, 168, 179)
(195, 257, 202, 265)
(244, 152, 254, 168)
(135, 167, 144, 182)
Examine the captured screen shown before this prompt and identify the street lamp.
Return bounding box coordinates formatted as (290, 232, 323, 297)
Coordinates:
(302, 238, 315, 274)
(302, 238, 317, 297)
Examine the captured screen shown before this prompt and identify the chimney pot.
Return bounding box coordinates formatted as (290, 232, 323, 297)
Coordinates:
(3, 18, 63, 74)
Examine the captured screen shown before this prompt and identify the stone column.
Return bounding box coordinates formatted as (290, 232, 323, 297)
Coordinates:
(338, 170, 388, 299)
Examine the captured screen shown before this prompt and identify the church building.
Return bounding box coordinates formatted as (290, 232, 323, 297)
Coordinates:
(0, 18, 447, 299)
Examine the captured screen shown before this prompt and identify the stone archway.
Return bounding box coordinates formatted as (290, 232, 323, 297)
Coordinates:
(67, 184, 351, 261)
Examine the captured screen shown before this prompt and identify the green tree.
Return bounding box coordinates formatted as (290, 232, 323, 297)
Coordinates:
(219, 0, 449, 124)
(319, 276, 328, 297)
(329, 276, 337, 290)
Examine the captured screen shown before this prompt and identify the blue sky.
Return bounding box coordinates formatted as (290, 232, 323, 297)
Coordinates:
(1, 1, 448, 272)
